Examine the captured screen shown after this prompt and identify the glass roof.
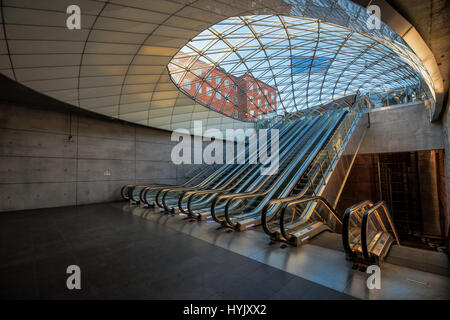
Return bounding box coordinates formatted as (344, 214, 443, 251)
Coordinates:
(168, 14, 434, 121)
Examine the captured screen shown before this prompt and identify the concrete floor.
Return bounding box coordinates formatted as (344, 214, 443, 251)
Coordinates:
(0, 202, 354, 300)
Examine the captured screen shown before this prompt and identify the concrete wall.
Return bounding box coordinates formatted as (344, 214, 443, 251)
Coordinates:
(359, 102, 444, 154)
(0, 101, 200, 212)
(336, 154, 380, 213)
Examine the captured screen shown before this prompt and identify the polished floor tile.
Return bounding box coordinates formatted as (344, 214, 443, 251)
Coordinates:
(122, 202, 450, 300)
(0, 202, 353, 300)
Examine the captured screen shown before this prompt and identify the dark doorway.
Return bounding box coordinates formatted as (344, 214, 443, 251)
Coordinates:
(378, 152, 422, 240)
(337, 151, 447, 250)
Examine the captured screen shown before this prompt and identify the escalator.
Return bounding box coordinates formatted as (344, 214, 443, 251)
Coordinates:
(259, 95, 369, 244)
(343, 200, 400, 265)
(216, 109, 348, 230)
(136, 114, 296, 208)
(305, 200, 450, 274)
(121, 112, 296, 210)
(120, 163, 221, 204)
(178, 114, 322, 220)
(157, 115, 303, 213)
(122, 95, 368, 237)
(119, 93, 450, 277)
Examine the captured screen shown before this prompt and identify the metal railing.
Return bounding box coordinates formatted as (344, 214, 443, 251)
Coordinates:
(181, 116, 315, 219)
(154, 113, 300, 212)
(342, 199, 400, 264)
(361, 201, 400, 260)
(158, 117, 300, 212)
(342, 200, 375, 258)
(260, 94, 369, 241)
(123, 111, 295, 207)
(278, 196, 343, 244)
(207, 115, 325, 224)
(366, 82, 434, 111)
(220, 110, 346, 230)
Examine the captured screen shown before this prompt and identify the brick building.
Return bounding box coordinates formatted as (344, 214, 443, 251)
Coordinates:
(170, 57, 277, 121)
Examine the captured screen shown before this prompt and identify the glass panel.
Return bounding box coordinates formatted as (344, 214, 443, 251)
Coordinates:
(168, 14, 433, 124)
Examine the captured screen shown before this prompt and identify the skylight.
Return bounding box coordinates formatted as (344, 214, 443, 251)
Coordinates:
(168, 14, 434, 121)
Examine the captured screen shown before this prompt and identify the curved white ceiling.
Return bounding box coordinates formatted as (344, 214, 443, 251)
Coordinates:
(0, 0, 434, 133)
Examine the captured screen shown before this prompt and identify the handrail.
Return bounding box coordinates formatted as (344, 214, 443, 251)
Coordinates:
(179, 166, 256, 216)
(181, 117, 318, 221)
(222, 110, 347, 228)
(260, 164, 324, 237)
(342, 200, 374, 258)
(138, 166, 215, 202)
(121, 184, 133, 200)
(138, 163, 222, 204)
(361, 201, 400, 260)
(279, 196, 342, 243)
(157, 159, 246, 208)
(141, 170, 209, 205)
(128, 184, 166, 202)
(127, 112, 292, 205)
(217, 116, 329, 224)
(263, 94, 368, 240)
(182, 118, 316, 218)
(178, 162, 255, 214)
(259, 114, 350, 234)
(159, 118, 301, 211)
(179, 116, 315, 215)
(124, 161, 222, 203)
(126, 184, 149, 201)
(150, 164, 231, 207)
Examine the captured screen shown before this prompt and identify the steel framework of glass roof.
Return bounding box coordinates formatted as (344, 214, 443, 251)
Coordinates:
(168, 13, 434, 121)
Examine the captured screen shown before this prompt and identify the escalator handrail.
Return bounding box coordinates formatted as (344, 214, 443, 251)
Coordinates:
(157, 118, 300, 210)
(179, 165, 257, 216)
(260, 160, 329, 237)
(177, 161, 256, 214)
(275, 94, 368, 240)
(129, 162, 221, 203)
(246, 111, 351, 217)
(279, 195, 343, 242)
(137, 166, 216, 202)
(218, 116, 328, 221)
(262, 99, 367, 238)
(139, 166, 221, 205)
(222, 111, 345, 228)
(260, 111, 353, 235)
(121, 184, 134, 200)
(132, 113, 292, 204)
(212, 148, 315, 223)
(277, 110, 367, 241)
(179, 117, 316, 215)
(342, 200, 374, 258)
(159, 120, 301, 211)
(361, 201, 400, 260)
(218, 113, 339, 204)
